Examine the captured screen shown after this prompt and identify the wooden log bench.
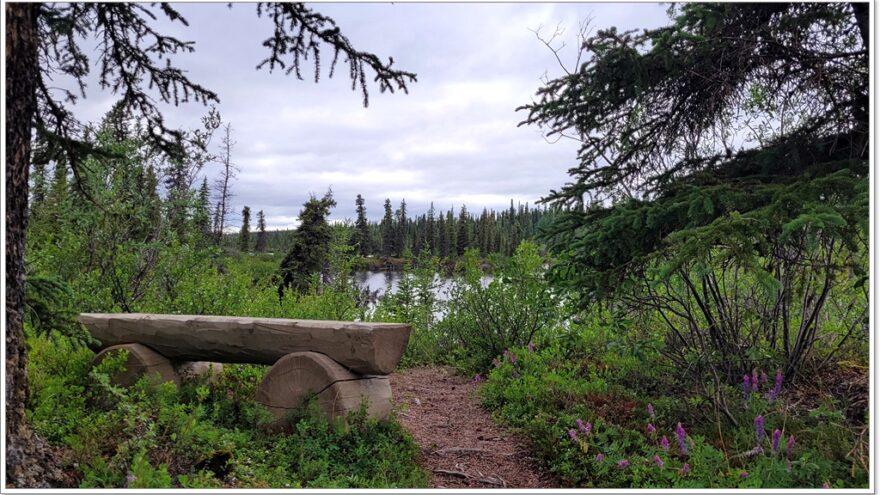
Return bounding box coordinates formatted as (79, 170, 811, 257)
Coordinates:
(78, 313, 411, 428)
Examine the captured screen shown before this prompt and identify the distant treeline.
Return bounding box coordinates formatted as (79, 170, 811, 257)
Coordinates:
(228, 196, 553, 260)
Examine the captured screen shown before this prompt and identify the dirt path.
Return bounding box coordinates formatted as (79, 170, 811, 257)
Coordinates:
(390, 366, 554, 489)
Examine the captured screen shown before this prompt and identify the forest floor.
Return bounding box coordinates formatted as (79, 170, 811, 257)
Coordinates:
(390, 366, 554, 488)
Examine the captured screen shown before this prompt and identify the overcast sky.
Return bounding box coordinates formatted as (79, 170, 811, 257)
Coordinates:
(69, 2, 671, 229)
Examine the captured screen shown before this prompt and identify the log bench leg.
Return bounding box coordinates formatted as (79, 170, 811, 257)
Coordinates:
(93, 344, 223, 387)
(255, 351, 392, 428)
(93, 343, 180, 387)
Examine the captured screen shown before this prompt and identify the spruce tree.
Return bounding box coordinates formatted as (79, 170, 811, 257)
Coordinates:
(278, 191, 337, 295)
(445, 209, 455, 258)
(395, 198, 408, 257)
(238, 206, 251, 252)
(381, 199, 394, 257)
(354, 194, 370, 256)
(194, 177, 212, 243)
(456, 205, 470, 256)
(255, 210, 268, 252)
(523, 3, 868, 381)
(437, 212, 448, 258)
(425, 202, 437, 255)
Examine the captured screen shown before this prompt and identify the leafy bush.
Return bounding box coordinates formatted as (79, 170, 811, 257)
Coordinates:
(479, 321, 868, 488)
(438, 241, 557, 372)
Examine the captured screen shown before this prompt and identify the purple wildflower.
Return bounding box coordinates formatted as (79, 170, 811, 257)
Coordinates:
(647, 403, 655, 418)
(822, 482, 831, 489)
(473, 373, 483, 383)
(754, 415, 765, 444)
(509, 352, 517, 364)
(576, 419, 591, 435)
(653, 455, 664, 468)
(771, 429, 782, 453)
(675, 423, 688, 454)
(617, 459, 630, 469)
(786, 435, 796, 457)
(768, 369, 783, 401)
(760, 370, 768, 386)
(743, 374, 751, 400)
(660, 436, 670, 451)
(527, 341, 535, 353)
(568, 429, 578, 442)
(680, 463, 690, 475)
(512, 369, 519, 379)
(740, 471, 749, 479)
(126, 474, 136, 484)
(595, 452, 605, 463)
(492, 358, 500, 368)
(646, 423, 656, 435)
(751, 369, 759, 392)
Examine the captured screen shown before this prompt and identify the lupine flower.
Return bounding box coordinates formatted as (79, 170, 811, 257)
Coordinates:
(647, 403, 655, 418)
(126, 474, 136, 484)
(751, 369, 759, 392)
(786, 435, 796, 457)
(760, 370, 768, 386)
(646, 423, 656, 435)
(754, 415, 765, 444)
(653, 455, 664, 468)
(675, 423, 688, 454)
(527, 341, 535, 353)
(595, 453, 605, 463)
(660, 436, 670, 451)
(768, 369, 783, 401)
(680, 463, 690, 475)
(492, 358, 500, 368)
(617, 459, 630, 469)
(771, 429, 782, 453)
(740, 471, 749, 479)
(512, 369, 519, 379)
(568, 429, 578, 442)
(742, 374, 751, 400)
(509, 352, 517, 364)
(576, 419, 591, 435)
(822, 482, 831, 489)
(473, 373, 483, 383)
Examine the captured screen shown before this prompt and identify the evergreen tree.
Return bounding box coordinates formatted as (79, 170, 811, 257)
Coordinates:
(425, 202, 437, 255)
(395, 198, 408, 257)
(193, 177, 212, 243)
(523, 3, 868, 380)
(238, 206, 251, 252)
(278, 191, 337, 296)
(456, 205, 470, 256)
(354, 194, 370, 256)
(381, 199, 394, 257)
(255, 210, 268, 252)
(437, 212, 448, 258)
(445, 209, 455, 258)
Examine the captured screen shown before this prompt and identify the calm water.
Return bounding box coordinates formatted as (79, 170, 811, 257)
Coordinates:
(352, 271, 492, 302)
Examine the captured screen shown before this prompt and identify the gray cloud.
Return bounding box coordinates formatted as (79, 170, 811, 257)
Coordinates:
(63, 3, 670, 229)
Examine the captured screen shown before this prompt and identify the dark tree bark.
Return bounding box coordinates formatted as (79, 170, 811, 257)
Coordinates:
(5, 3, 60, 487)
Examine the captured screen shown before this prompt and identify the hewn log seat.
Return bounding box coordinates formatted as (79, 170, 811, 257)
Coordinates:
(79, 313, 411, 425)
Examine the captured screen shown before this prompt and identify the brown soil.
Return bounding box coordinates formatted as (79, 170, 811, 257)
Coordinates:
(390, 366, 554, 488)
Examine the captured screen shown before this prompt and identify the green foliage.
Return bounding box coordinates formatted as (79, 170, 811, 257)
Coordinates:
(278, 191, 337, 296)
(26, 331, 427, 488)
(437, 241, 557, 372)
(479, 318, 867, 488)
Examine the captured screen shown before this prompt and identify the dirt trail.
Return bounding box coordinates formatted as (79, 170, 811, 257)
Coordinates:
(390, 367, 554, 489)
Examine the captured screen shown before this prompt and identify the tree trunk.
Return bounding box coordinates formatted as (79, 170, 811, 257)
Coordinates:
(5, 3, 60, 487)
